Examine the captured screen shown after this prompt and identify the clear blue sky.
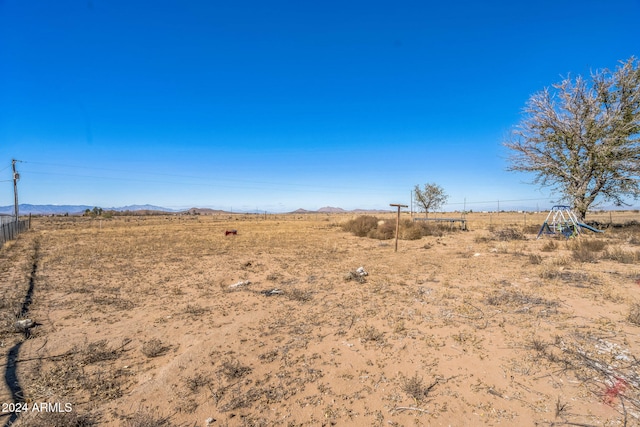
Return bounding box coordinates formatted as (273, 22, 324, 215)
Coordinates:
(1, 0, 639, 212)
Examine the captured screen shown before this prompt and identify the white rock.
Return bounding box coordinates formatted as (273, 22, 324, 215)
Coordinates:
(15, 319, 35, 330)
(229, 280, 250, 289)
(355, 267, 368, 276)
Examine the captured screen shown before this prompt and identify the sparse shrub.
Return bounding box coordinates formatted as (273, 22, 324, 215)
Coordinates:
(474, 234, 491, 243)
(417, 222, 450, 237)
(341, 216, 379, 237)
(84, 367, 129, 400)
(344, 270, 367, 283)
(400, 373, 435, 402)
(569, 238, 607, 252)
(184, 304, 208, 316)
(357, 325, 384, 343)
(485, 290, 558, 309)
(141, 338, 168, 358)
(541, 240, 558, 252)
(569, 238, 607, 262)
(367, 221, 395, 240)
(528, 254, 542, 265)
(12, 410, 98, 427)
(83, 339, 120, 364)
(399, 221, 423, 240)
(184, 372, 210, 393)
(287, 288, 313, 302)
(523, 224, 542, 234)
(603, 247, 640, 264)
(121, 408, 176, 427)
(492, 228, 524, 241)
(628, 303, 640, 326)
(219, 358, 251, 380)
(528, 337, 548, 353)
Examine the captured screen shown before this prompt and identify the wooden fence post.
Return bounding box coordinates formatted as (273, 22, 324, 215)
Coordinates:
(390, 204, 408, 252)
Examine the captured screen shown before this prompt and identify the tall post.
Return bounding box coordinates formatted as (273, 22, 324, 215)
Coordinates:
(410, 191, 413, 219)
(390, 204, 408, 252)
(12, 159, 19, 221)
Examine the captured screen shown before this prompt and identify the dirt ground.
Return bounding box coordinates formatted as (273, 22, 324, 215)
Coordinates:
(1, 211, 640, 426)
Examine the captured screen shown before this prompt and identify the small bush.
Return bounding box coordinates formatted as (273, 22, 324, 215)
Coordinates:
(367, 221, 395, 240)
(528, 254, 542, 265)
(141, 338, 168, 358)
(400, 373, 437, 402)
(184, 373, 210, 393)
(568, 239, 607, 252)
(571, 248, 600, 263)
(357, 325, 384, 343)
(12, 410, 98, 427)
(83, 340, 120, 364)
(342, 216, 379, 237)
(603, 247, 640, 264)
(541, 240, 557, 252)
(219, 358, 251, 380)
(287, 288, 313, 302)
(399, 220, 424, 240)
(492, 228, 524, 241)
(122, 409, 176, 427)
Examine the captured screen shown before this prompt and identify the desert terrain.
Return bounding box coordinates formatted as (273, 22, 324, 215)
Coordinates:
(1, 211, 640, 426)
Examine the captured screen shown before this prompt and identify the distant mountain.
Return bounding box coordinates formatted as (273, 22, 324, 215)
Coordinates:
(113, 205, 179, 212)
(0, 204, 393, 216)
(0, 204, 178, 215)
(317, 206, 346, 213)
(290, 207, 392, 214)
(0, 204, 93, 215)
(185, 207, 231, 215)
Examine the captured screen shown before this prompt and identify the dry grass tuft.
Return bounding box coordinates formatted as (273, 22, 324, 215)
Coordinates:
(219, 358, 252, 380)
(603, 247, 640, 264)
(400, 373, 437, 402)
(141, 338, 169, 358)
(184, 372, 211, 393)
(485, 289, 559, 310)
(11, 410, 99, 427)
(121, 408, 176, 427)
(541, 240, 558, 252)
(341, 215, 380, 237)
(83, 339, 121, 364)
(528, 254, 543, 265)
(287, 288, 313, 302)
(628, 303, 640, 326)
(569, 239, 608, 263)
(492, 228, 525, 241)
(357, 325, 384, 343)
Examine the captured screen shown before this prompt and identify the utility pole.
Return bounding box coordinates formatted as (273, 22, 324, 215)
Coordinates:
(12, 159, 20, 221)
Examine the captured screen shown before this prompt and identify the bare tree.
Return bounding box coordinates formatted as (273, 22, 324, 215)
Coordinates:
(414, 183, 448, 218)
(504, 57, 640, 221)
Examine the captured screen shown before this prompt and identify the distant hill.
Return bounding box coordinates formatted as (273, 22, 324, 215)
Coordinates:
(0, 204, 393, 216)
(184, 208, 232, 215)
(113, 204, 179, 212)
(317, 206, 346, 213)
(290, 207, 392, 214)
(0, 204, 178, 215)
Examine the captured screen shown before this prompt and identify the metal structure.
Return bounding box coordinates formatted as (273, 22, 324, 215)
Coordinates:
(536, 205, 603, 239)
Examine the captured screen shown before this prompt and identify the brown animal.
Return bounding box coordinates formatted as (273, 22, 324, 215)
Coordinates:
(225, 230, 237, 236)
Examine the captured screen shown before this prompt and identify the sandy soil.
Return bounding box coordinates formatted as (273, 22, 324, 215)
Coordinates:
(1, 212, 639, 426)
